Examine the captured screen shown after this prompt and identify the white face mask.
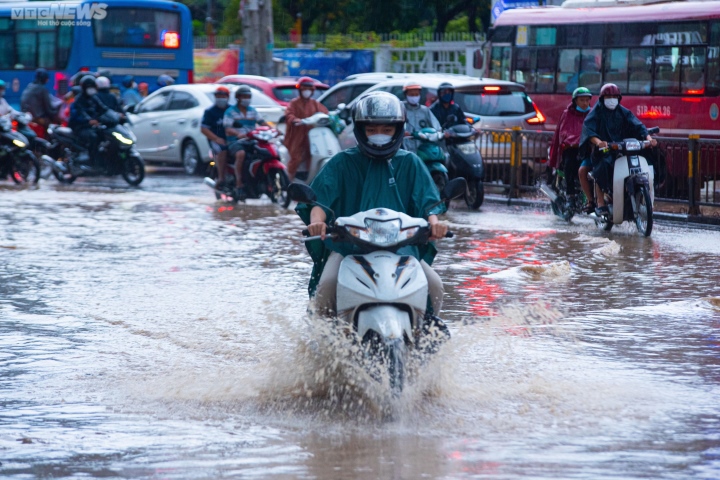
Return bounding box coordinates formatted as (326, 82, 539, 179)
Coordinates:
(300, 89, 313, 99)
(240, 98, 251, 107)
(367, 134, 393, 146)
(604, 98, 619, 110)
(86, 88, 97, 96)
(215, 98, 228, 108)
(406, 95, 420, 105)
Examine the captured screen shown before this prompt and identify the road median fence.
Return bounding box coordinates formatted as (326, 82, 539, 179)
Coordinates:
(476, 128, 720, 216)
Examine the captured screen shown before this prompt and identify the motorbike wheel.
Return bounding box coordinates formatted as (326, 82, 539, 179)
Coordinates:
(465, 179, 485, 209)
(386, 339, 406, 396)
(268, 169, 290, 207)
(597, 211, 614, 231)
(53, 164, 77, 184)
(122, 155, 145, 186)
(633, 184, 653, 237)
(209, 166, 221, 200)
(363, 331, 406, 396)
(11, 151, 41, 185)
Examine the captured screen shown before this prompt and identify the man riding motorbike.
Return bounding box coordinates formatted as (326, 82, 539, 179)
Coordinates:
(96, 76, 124, 114)
(20, 68, 60, 129)
(548, 87, 594, 211)
(430, 82, 467, 133)
(297, 92, 449, 327)
(284, 76, 329, 181)
(580, 83, 657, 216)
(201, 86, 230, 180)
(69, 75, 110, 165)
(402, 82, 442, 152)
(1, 79, 39, 148)
(121, 75, 143, 109)
(223, 85, 266, 200)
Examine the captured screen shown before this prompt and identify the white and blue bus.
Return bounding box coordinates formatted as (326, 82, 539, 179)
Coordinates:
(0, 0, 193, 107)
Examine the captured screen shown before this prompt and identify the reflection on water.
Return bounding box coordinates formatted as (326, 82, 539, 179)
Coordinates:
(1, 178, 719, 479)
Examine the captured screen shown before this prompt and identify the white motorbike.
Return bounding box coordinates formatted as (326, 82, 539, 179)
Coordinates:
(288, 178, 466, 395)
(290, 110, 344, 184)
(591, 127, 659, 236)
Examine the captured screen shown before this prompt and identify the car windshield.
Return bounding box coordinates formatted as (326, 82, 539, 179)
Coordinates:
(273, 86, 325, 102)
(454, 90, 534, 116)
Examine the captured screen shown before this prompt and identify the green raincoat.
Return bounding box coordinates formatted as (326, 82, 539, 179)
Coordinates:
(296, 147, 446, 297)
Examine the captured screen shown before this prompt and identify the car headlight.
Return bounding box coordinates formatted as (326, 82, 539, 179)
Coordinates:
(12, 139, 26, 148)
(112, 131, 134, 145)
(625, 139, 641, 151)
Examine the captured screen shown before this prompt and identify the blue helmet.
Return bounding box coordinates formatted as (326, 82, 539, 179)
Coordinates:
(157, 74, 175, 87)
(122, 75, 135, 88)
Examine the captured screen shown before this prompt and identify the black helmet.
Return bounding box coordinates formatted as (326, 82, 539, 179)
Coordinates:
(80, 75, 97, 91)
(437, 82, 455, 102)
(35, 68, 49, 84)
(352, 92, 406, 161)
(235, 85, 252, 97)
(122, 75, 134, 88)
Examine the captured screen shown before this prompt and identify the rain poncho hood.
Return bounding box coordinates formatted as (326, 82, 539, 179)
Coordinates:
(296, 147, 445, 296)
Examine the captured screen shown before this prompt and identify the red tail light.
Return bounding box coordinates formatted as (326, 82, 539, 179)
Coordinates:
(526, 103, 546, 125)
(80, 67, 89, 72)
(484, 86, 501, 92)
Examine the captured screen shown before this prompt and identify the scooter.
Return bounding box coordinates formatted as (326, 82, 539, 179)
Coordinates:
(46, 111, 145, 186)
(410, 127, 448, 195)
(590, 127, 659, 236)
(290, 110, 344, 184)
(204, 126, 290, 206)
(0, 114, 41, 185)
(445, 116, 485, 209)
(288, 178, 467, 396)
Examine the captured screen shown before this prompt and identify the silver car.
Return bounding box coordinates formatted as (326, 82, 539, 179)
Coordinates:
(127, 84, 285, 175)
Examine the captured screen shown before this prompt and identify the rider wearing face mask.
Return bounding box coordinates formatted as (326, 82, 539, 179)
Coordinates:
(429, 82, 468, 133)
(223, 85, 266, 200)
(298, 92, 449, 330)
(69, 75, 110, 165)
(402, 82, 442, 153)
(580, 83, 657, 215)
(201, 86, 231, 179)
(548, 87, 595, 211)
(284, 76, 329, 181)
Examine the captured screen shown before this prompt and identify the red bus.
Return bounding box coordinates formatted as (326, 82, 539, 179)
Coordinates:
(486, 0, 720, 137)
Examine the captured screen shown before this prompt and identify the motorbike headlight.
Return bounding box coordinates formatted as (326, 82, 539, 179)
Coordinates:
(363, 219, 402, 246)
(12, 139, 26, 148)
(112, 131, 134, 145)
(625, 139, 641, 151)
(458, 143, 477, 155)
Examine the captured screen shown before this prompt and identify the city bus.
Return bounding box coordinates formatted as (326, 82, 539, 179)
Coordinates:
(485, 0, 720, 136)
(0, 0, 193, 108)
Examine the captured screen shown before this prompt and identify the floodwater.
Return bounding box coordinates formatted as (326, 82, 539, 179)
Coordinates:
(1, 173, 719, 479)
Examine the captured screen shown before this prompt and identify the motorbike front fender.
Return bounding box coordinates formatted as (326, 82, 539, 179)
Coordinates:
(425, 161, 448, 174)
(357, 305, 412, 343)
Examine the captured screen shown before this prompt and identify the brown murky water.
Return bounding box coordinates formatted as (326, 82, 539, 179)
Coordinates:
(1, 173, 719, 479)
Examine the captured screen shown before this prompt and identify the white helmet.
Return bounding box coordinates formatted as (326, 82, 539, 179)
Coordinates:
(96, 76, 111, 90)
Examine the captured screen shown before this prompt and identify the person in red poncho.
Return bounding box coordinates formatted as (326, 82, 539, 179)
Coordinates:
(284, 76, 328, 181)
(548, 87, 595, 211)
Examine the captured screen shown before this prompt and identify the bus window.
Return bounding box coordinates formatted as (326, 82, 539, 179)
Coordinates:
(654, 22, 707, 45)
(560, 24, 604, 47)
(708, 22, 720, 95)
(606, 23, 656, 47)
(681, 46, 706, 93)
(628, 48, 653, 94)
(489, 46, 511, 81)
(57, 26, 72, 69)
(94, 8, 180, 48)
(654, 47, 681, 94)
(557, 49, 580, 93)
(556, 48, 600, 94)
(604, 49, 629, 92)
(536, 49, 557, 92)
(514, 48, 534, 91)
(0, 19, 13, 69)
(530, 27, 556, 46)
(490, 26, 515, 43)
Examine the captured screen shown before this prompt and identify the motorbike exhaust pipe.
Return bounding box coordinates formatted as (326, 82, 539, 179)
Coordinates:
(538, 183, 558, 203)
(203, 177, 217, 189)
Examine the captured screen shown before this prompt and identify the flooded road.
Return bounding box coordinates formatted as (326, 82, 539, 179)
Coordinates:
(1, 173, 719, 479)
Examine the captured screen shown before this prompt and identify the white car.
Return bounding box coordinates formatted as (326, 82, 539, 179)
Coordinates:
(127, 84, 285, 175)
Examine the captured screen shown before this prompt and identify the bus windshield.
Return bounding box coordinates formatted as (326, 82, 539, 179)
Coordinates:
(93, 8, 180, 48)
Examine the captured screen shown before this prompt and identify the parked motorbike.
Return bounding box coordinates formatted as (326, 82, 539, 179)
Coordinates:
(0, 114, 41, 185)
(204, 126, 290, 206)
(411, 127, 448, 196)
(46, 112, 145, 186)
(290, 110, 345, 185)
(590, 127, 660, 236)
(12, 111, 53, 179)
(445, 116, 485, 209)
(289, 178, 466, 396)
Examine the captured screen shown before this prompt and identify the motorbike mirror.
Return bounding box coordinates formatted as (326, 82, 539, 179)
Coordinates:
(287, 183, 317, 204)
(443, 177, 467, 201)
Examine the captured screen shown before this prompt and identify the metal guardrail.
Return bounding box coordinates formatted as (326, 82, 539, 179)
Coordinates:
(476, 128, 720, 211)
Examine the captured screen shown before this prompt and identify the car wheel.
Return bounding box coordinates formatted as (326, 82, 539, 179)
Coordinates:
(182, 140, 202, 176)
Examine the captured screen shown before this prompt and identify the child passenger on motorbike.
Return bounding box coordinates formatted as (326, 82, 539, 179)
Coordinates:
(580, 83, 657, 216)
(224, 85, 266, 200)
(402, 82, 442, 152)
(548, 87, 594, 212)
(297, 92, 449, 327)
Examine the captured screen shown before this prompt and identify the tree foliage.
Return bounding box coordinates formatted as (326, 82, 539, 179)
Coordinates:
(178, 0, 492, 36)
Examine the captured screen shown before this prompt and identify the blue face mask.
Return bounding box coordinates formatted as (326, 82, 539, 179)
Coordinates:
(441, 93, 453, 103)
(576, 105, 590, 112)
